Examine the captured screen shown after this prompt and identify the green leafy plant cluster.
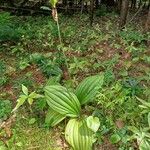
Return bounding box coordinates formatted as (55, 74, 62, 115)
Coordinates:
(13, 75, 104, 149)
(127, 96, 150, 150)
(0, 12, 21, 42)
(92, 74, 150, 149)
(96, 80, 141, 124)
(30, 53, 62, 77)
(44, 74, 104, 149)
(119, 28, 146, 44)
(0, 7, 149, 150)
(13, 85, 43, 112)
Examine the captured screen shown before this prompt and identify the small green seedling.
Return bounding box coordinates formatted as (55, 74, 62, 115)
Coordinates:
(12, 85, 43, 112)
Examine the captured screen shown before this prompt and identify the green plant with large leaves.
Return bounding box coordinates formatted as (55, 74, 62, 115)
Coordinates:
(44, 85, 81, 117)
(75, 75, 104, 105)
(65, 118, 95, 150)
(45, 108, 66, 127)
(44, 74, 103, 149)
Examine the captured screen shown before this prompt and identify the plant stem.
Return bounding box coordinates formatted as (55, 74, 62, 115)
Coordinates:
(55, 10, 70, 79)
(56, 19, 62, 44)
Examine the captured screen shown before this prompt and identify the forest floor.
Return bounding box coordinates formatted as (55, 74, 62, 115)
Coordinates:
(0, 10, 150, 150)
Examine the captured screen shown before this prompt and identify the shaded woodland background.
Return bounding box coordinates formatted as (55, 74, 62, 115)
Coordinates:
(0, 0, 150, 150)
(0, 0, 150, 30)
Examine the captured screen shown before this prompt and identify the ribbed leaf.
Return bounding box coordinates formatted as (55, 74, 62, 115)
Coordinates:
(65, 118, 94, 150)
(45, 108, 66, 127)
(75, 74, 104, 105)
(44, 85, 81, 117)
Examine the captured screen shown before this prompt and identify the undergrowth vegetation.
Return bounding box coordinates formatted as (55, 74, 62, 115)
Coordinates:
(0, 10, 150, 150)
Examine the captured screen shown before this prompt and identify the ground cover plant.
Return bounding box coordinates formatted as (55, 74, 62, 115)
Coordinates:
(0, 1, 150, 149)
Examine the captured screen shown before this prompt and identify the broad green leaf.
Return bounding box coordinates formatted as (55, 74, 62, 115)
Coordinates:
(110, 134, 121, 144)
(45, 108, 66, 127)
(44, 85, 81, 117)
(27, 98, 34, 105)
(29, 92, 43, 99)
(22, 84, 28, 95)
(65, 118, 94, 150)
(75, 74, 104, 105)
(12, 95, 27, 112)
(86, 116, 100, 133)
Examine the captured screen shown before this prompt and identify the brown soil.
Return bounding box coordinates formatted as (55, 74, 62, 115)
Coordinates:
(96, 137, 117, 150)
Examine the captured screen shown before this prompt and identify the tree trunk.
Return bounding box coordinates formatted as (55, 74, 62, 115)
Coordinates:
(145, 8, 150, 32)
(131, 0, 136, 9)
(81, 0, 84, 13)
(120, 0, 129, 28)
(145, 8, 150, 47)
(138, 0, 142, 9)
(116, 0, 122, 14)
(90, 0, 94, 26)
